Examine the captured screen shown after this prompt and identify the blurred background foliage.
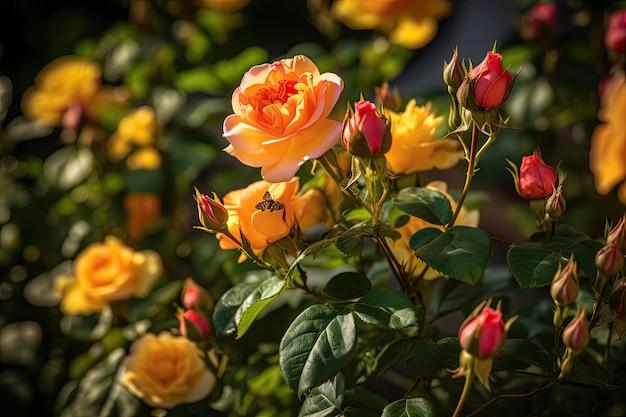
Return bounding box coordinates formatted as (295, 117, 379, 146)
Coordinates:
(0, 0, 625, 416)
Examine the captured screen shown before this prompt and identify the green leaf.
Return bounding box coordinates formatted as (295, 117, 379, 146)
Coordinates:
(437, 337, 461, 370)
(563, 354, 617, 388)
(279, 304, 357, 396)
(409, 226, 492, 285)
(353, 291, 418, 329)
(405, 338, 440, 377)
(393, 187, 453, 225)
(381, 398, 435, 417)
(298, 373, 345, 417)
(493, 339, 552, 372)
(213, 276, 285, 337)
(323, 272, 372, 302)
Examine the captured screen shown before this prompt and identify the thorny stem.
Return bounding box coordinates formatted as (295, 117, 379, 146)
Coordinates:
(452, 368, 475, 417)
(465, 376, 561, 417)
(318, 151, 362, 209)
(374, 224, 410, 294)
(447, 122, 480, 229)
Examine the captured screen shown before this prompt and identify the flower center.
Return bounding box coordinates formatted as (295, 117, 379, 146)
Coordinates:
(254, 79, 298, 108)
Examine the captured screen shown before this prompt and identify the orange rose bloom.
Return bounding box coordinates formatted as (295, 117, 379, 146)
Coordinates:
(223, 55, 344, 182)
(590, 71, 626, 204)
(386, 99, 463, 176)
(123, 193, 161, 242)
(330, 0, 452, 49)
(389, 181, 480, 280)
(121, 332, 216, 409)
(55, 236, 163, 315)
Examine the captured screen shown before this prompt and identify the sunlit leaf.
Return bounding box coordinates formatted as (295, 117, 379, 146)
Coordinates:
(381, 398, 435, 417)
(298, 373, 345, 417)
(353, 291, 418, 329)
(393, 187, 453, 225)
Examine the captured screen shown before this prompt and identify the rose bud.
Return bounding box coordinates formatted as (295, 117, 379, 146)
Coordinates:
(545, 184, 566, 222)
(194, 187, 229, 231)
(459, 304, 506, 359)
(181, 277, 211, 311)
(518, 150, 557, 200)
(457, 50, 513, 110)
(605, 10, 626, 54)
(521, 3, 558, 42)
(595, 243, 625, 276)
(609, 278, 626, 317)
(606, 214, 626, 251)
(443, 47, 466, 93)
(375, 81, 402, 113)
(342, 99, 391, 158)
(562, 308, 590, 355)
(177, 309, 210, 341)
(550, 254, 579, 308)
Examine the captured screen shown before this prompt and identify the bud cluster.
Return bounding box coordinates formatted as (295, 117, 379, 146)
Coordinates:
(177, 277, 212, 342)
(595, 215, 626, 277)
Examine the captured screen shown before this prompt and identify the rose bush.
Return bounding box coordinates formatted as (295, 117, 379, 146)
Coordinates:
(222, 55, 344, 182)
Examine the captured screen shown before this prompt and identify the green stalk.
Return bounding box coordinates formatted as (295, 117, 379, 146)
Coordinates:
(452, 369, 475, 417)
(447, 123, 479, 229)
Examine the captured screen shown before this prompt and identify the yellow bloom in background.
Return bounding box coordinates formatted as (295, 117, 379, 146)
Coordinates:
(121, 332, 216, 409)
(123, 192, 161, 242)
(55, 235, 163, 315)
(293, 188, 336, 233)
(197, 0, 251, 12)
(389, 181, 480, 280)
(108, 106, 162, 170)
(216, 178, 300, 258)
(590, 71, 626, 205)
(386, 99, 463, 176)
(21, 56, 102, 127)
(330, 0, 452, 49)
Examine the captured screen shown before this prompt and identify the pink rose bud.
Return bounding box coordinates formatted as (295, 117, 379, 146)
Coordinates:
(605, 10, 626, 54)
(521, 3, 558, 41)
(342, 99, 390, 158)
(181, 277, 210, 310)
(610, 278, 626, 317)
(457, 51, 513, 110)
(606, 214, 626, 251)
(562, 308, 590, 355)
(595, 243, 625, 276)
(458, 306, 507, 359)
(375, 81, 401, 112)
(518, 150, 557, 200)
(550, 254, 579, 308)
(194, 187, 229, 231)
(178, 309, 210, 341)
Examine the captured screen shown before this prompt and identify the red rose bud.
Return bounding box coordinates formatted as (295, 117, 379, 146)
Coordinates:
(375, 81, 401, 112)
(605, 10, 626, 54)
(595, 243, 625, 276)
(562, 308, 590, 355)
(610, 278, 626, 317)
(521, 3, 558, 41)
(457, 50, 513, 110)
(607, 214, 626, 251)
(459, 305, 507, 359)
(550, 254, 579, 308)
(178, 309, 210, 341)
(181, 277, 210, 311)
(518, 150, 557, 200)
(342, 99, 390, 158)
(443, 47, 466, 93)
(194, 187, 229, 231)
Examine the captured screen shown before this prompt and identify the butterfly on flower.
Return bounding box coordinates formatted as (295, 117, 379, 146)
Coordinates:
(255, 191, 284, 212)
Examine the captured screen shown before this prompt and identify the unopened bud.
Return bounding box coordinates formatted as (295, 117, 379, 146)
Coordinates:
(181, 277, 211, 311)
(562, 308, 590, 355)
(610, 278, 626, 317)
(342, 99, 391, 158)
(195, 187, 229, 231)
(375, 81, 401, 112)
(607, 214, 626, 251)
(550, 254, 579, 308)
(545, 185, 566, 222)
(443, 47, 466, 93)
(458, 300, 516, 360)
(595, 243, 625, 276)
(177, 309, 210, 341)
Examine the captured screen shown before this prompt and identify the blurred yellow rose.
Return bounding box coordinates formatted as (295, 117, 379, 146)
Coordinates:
(590, 71, 626, 205)
(389, 181, 480, 279)
(330, 0, 452, 49)
(55, 236, 163, 315)
(121, 332, 216, 409)
(217, 178, 300, 258)
(21, 56, 128, 128)
(123, 192, 161, 242)
(108, 106, 162, 169)
(293, 188, 336, 233)
(197, 0, 250, 12)
(386, 99, 463, 176)
(223, 55, 344, 182)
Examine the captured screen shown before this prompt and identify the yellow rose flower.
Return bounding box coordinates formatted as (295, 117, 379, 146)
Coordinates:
(21, 56, 101, 127)
(293, 188, 336, 233)
(126, 147, 162, 170)
(121, 332, 216, 409)
(590, 71, 626, 205)
(223, 55, 344, 182)
(56, 236, 163, 315)
(386, 99, 463, 176)
(216, 178, 300, 258)
(108, 106, 160, 161)
(389, 181, 480, 280)
(330, 0, 452, 49)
